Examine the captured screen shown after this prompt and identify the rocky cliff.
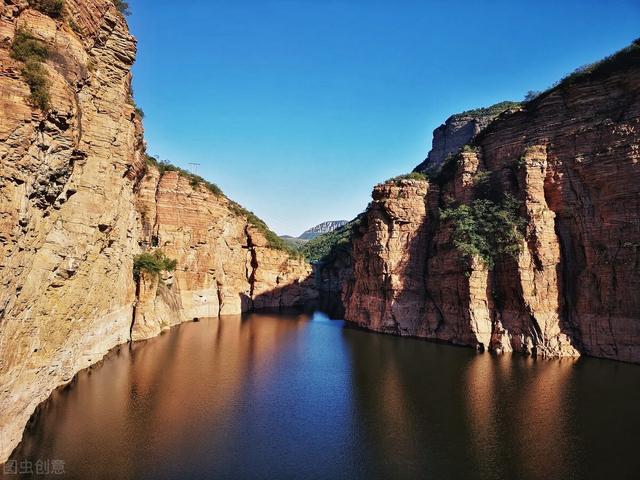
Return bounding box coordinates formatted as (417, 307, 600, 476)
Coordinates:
(413, 101, 520, 174)
(299, 220, 348, 240)
(0, 0, 313, 462)
(344, 41, 640, 363)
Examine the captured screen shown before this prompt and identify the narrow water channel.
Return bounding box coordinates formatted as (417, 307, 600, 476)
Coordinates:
(5, 312, 640, 479)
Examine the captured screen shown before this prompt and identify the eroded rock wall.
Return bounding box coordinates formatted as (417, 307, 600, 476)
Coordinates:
(0, 1, 314, 462)
(344, 56, 640, 363)
(132, 169, 315, 340)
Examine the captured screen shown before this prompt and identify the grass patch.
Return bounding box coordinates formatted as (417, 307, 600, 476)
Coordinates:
(440, 195, 526, 270)
(301, 217, 362, 263)
(452, 101, 521, 120)
(11, 29, 51, 110)
(145, 155, 223, 196)
(29, 0, 65, 18)
(385, 171, 428, 185)
(133, 250, 177, 279)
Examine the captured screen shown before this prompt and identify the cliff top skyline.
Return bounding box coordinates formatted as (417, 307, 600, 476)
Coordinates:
(129, 0, 639, 235)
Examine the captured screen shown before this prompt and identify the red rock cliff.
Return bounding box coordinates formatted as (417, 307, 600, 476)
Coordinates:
(344, 43, 640, 363)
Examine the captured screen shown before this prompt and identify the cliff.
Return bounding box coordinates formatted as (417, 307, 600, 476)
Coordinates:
(299, 220, 348, 240)
(413, 101, 520, 174)
(344, 41, 640, 363)
(0, 0, 313, 462)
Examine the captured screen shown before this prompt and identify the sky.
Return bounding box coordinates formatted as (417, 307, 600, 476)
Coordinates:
(128, 0, 640, 236)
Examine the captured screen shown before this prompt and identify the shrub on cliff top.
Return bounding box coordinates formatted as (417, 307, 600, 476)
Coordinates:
(29, 0, 65, 18)
(112, 0, 130, 15)
(133, 250, 177, 279)
(11, 29, 51, 111)
(385, 172, 428, 185)
(452, 101, 521, 120)
(145, 155, 223, 196)
(144, 155, 298, 258)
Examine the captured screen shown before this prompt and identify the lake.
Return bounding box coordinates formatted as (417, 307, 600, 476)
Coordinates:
(5, 311, 640, 479)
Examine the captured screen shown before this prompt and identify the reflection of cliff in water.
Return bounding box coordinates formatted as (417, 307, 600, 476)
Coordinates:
(343, 328, 640, 480)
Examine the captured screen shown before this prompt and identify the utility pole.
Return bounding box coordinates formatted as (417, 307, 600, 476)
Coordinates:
(188, 162, 201, 176)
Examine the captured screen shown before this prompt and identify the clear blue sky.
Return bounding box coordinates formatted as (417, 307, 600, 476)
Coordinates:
(128, 0, 639, 236)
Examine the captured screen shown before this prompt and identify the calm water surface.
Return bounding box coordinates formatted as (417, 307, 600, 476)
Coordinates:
(5, 312, 640, 479)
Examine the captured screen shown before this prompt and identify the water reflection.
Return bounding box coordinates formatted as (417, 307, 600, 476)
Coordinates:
(5, 312, 640, 479)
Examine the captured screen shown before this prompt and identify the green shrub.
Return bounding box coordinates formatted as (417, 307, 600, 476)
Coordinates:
(440, 195, 526, 269)
(385, 171, 428, 185)
(135, 106, 145, 119)
(430, 153, 459, 186)
(111, 0, 130, 15)
(11, 29, 51, 110)
(29, 0, 65, 18)
(133, 250, 177, 279)
(461, 144, 479, 153)
(11, 29, 49, 62)
(453, 101, 521, 120)
(22, 60, 51, 110)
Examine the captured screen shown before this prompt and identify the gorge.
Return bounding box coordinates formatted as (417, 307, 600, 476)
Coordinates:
(0, 0, 639, 472)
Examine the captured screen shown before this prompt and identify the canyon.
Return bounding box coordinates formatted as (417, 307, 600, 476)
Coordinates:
(0, 0, 314, 462)
(0, 0, 638, 467)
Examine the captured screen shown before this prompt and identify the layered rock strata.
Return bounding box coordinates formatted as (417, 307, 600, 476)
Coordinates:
(413, 102, 519, 173)
(345, 50, 640, 363)
(0, 1, 313, 462)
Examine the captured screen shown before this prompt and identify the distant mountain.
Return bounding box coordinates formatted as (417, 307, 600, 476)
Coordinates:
(299, 220, 348, 240)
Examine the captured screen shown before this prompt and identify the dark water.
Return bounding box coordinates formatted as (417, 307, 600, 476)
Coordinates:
(5, 312, 640, 480)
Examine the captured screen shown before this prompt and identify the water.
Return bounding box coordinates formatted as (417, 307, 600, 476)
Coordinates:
(5, 311, 640, 479)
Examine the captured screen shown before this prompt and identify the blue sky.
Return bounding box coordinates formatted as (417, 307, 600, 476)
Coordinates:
(128, 0, 639, 236)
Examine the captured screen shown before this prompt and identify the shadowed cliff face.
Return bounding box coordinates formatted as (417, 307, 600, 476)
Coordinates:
(343, 48, 640, 363)
(0, 1, 314, 462)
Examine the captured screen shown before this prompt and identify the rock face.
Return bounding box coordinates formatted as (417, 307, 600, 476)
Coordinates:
(344, 47, 640, 363)
(133, 169, 316, 340)
(414, 102, 520, 174)
(0, 1, 313, 462)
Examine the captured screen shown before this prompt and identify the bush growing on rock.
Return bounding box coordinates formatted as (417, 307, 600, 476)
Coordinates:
(11, 29, 51, 110)
(440, 195, 526, 270)
(111, 0, 130, 15)
(29, 0, 65, 18)
(133, 250, 177, 279)
(385, 172, 428, 185)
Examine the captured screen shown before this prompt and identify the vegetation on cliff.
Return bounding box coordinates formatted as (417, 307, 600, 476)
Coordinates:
(384, 172, 428, 185)
(301, 217, 362, 263)
(112, 0, 131, 15)
(10, 29, 51, 110)
(144, 155, 300, 258)
(440, 191, 525, 270)
(28, 0, 65, 17)
(452, 101, 521, 120)
(133, 250, 177, 279)
(526, 37, 640, 103)
(145, 155, 223, 196)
